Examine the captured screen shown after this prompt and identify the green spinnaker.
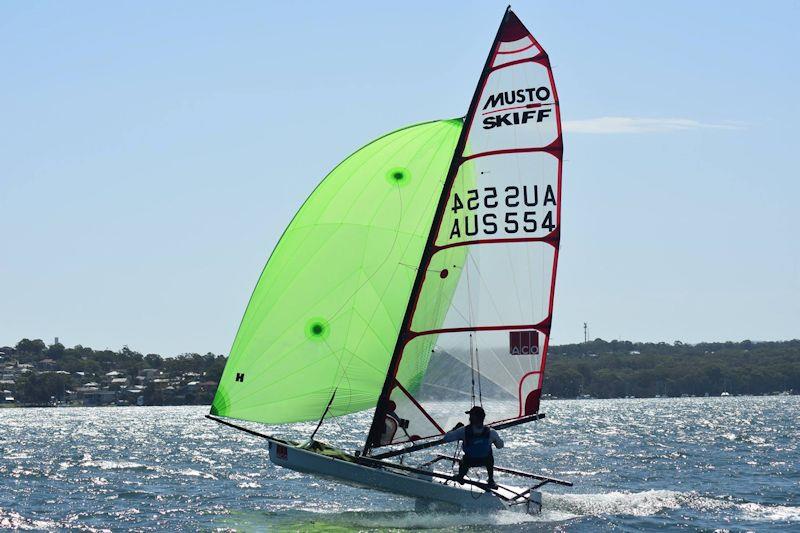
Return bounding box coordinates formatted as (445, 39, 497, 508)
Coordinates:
(211, 119, 463, 424)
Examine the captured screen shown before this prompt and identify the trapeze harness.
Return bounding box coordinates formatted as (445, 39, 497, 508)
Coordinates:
(462, 425, 492, 459)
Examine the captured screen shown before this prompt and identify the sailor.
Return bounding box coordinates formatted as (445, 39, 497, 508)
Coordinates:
(379, 400, 410, 445)
(443, 405, 503, 488)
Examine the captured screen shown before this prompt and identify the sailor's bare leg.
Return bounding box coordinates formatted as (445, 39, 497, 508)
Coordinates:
(486, 455, 497, 487)
(455, 460, 469, 482)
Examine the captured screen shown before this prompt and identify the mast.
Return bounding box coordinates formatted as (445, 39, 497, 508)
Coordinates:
(363, 7, 514, 455)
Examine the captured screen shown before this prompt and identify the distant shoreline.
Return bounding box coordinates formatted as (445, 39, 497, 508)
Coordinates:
(2, 338, 798, 407)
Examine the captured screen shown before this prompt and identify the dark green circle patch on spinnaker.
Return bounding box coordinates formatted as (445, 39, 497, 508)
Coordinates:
(386, 167, 411, 186)
(305, 317, 330, 341)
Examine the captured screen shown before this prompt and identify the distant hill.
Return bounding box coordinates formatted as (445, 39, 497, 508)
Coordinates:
(412, 339, 799, 400)
(543, 339, 800, 398)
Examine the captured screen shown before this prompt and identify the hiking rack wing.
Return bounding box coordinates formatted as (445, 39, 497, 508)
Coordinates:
(370, 413, 546, 460)
(435, 454, 572, 487)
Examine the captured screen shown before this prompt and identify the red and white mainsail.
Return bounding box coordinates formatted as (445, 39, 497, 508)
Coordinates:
(366, 9, 562, 451)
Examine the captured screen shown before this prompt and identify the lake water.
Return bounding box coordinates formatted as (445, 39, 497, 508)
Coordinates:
(1, 397, 798, 531)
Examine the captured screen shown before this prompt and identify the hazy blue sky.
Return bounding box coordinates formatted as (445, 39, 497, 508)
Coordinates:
(1, 1, 798, 356)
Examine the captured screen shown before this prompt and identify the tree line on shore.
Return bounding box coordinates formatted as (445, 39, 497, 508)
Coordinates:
(543, 339, 799, 398)
(2, 339, 225, 405)
(2, 337, 797, 405)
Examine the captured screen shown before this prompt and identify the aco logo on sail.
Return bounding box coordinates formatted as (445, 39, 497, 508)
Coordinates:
(482, 87, 553, 130)
(510, 330, 540, 356)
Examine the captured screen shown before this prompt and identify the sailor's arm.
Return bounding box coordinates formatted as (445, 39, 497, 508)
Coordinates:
(442, 425, 466, 443)
(490, 429, 504, 449)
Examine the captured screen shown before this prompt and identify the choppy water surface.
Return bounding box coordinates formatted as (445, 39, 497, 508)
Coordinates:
(1, 397, 798, 531)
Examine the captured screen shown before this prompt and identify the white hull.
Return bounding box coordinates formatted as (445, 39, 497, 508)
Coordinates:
(267, 440, 541, 513)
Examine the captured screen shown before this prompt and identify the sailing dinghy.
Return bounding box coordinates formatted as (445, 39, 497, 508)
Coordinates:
(208, 7, 571, 513)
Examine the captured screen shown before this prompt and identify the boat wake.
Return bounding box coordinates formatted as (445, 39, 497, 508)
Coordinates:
(544, 489, 800, 523)
(232, 490, 800, 530)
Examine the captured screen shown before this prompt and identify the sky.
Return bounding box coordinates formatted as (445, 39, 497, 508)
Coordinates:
(1, 1, 798, 356)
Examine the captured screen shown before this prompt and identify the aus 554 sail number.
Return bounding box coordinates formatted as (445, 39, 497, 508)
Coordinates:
(448, 185, 557, 239)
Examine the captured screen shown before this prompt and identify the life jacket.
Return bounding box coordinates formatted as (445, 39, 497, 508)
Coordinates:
(462, 425, 492, 458)
(379, 416, 398, 445)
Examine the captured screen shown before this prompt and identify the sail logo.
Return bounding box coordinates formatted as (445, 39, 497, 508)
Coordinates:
(483, 88, 551, 110)
(482, 87, 553, 130)
(510, 330, 539, 356)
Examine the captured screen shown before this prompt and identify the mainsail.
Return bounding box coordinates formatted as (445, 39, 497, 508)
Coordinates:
(364, 10, 562, 450)
(211, 8, 561, 454)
